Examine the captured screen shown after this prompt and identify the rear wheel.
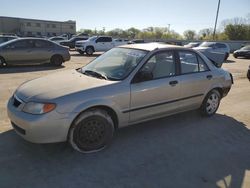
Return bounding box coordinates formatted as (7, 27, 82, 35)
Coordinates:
(0, 57, 7, 67)
(51, 55, 63, 66)
(68, 109, 114, 153)
(200, 89, 221, 116)
(85, 46, 94, 56)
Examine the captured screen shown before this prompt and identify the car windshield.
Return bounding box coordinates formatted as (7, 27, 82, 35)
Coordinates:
(199, 42, 214, 47)
(81, 47, 148, 81)
(241, 46, 250, 50)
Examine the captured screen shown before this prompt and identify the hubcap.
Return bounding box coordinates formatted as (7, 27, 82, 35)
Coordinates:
(206, 93, 219, 114)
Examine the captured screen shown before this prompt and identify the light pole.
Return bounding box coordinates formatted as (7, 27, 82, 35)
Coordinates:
(213, 0, 221, 40)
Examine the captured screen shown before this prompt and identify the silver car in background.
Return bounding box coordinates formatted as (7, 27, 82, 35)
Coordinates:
(7, 43, 233, 153)
(0, 38, 70, 67)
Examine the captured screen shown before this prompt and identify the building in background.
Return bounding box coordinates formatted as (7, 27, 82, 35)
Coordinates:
(0, 16, 76, 37)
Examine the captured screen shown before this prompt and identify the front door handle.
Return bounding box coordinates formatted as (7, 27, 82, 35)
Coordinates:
(206, 75, 213, 80)
(169, 80, 178, 86)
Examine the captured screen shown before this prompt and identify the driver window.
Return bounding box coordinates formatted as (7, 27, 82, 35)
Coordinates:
(141, 51, 175, 79)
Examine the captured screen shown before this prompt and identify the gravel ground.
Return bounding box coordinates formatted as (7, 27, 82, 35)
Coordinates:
(0, 53, 249, 188)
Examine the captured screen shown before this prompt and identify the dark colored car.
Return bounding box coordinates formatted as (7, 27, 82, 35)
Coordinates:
(233, 45, 250, 59)
(0, 36, 18, 44)
(0, 38, 70, 67)
(60, 36, 89, 49)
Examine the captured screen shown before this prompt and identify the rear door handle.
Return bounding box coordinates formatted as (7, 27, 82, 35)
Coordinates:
(169, 80, 178, 86)
(206, 75, 213, 80)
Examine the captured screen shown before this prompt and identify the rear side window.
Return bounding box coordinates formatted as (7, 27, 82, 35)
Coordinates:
(216, 43, 226, 48)
(96, 37, 112, 42)
(34, 40, 52, 48)
(179, 51, 209, 74)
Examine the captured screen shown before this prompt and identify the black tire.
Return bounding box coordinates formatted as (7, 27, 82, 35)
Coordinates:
(0, 57, 7, 67)
(51, 55, 63, 66)
(85, 46, 94, 56)
(68, 109, 114, 153)
(233, 54, 238, 58)
(200, 89, 221, 117)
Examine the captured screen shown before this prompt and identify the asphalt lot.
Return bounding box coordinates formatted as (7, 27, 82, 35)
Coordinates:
(0, 52, 250, 188)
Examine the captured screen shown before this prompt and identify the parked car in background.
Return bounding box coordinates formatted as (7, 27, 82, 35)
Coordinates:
(60, 36, 89, 49)
(114, 38, 129, 45)
(193, 42, 230, 61)
(0, 38, 70, 67)
(184, 42, 200, 48)
(49, 36, 66, 44)
(0, 36, 18, 44)
(7, 43, 233, 153)
(233, 45, 250, 59)
(75, 36, 122, 55)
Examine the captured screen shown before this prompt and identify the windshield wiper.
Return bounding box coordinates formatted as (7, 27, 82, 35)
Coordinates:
(83, 70, 108, 80)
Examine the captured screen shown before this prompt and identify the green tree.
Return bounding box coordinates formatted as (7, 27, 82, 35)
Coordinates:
(224, 24, 250, 40)
(183, 30, 196, 40)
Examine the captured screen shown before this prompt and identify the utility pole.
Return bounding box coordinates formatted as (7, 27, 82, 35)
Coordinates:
(213, 0, 221, 40)
(167, 24, 171, 33)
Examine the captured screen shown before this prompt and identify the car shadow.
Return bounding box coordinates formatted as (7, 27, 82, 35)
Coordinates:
(0, 111, 249, 188)
(0, 64, 64, 74)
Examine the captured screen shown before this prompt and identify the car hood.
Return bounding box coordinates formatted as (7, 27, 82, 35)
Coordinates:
(15, 69, 115, 102)
(76, 40, 88, 43)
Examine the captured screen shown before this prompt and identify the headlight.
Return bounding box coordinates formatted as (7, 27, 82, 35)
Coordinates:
(22, 102, 56, 114)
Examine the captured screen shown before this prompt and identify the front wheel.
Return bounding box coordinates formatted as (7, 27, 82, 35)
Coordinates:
(68, 109, 114, 153)
(85, 47, 94, 56)
(200, 90, 221, 116)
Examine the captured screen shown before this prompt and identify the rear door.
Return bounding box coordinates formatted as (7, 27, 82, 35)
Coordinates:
(176, 50, 212, 111)
(32, 39, 54, 63)
(129, 50, 181, 123)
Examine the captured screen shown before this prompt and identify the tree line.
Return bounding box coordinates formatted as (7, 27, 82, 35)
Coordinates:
(78, 14, 250, 41)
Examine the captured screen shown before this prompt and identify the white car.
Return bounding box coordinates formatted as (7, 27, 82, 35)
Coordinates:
(75, 36, 127, 55)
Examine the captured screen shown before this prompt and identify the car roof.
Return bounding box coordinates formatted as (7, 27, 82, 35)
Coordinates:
(120, 42, 186, 51)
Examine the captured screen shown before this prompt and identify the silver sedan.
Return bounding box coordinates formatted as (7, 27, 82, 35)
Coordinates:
(7, 43, 233, 153)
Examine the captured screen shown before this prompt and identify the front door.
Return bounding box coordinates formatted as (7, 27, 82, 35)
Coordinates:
(129, 51, 181, 123)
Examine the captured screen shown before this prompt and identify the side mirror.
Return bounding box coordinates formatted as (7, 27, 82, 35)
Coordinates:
(133, 70, 153, 83)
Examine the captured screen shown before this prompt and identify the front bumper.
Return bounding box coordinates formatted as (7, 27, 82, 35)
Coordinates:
(7, 97, 72, 143)
(75, 46, 85, 52)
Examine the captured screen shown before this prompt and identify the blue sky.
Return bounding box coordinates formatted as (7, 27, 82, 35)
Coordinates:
(1, 0, 249, 34)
